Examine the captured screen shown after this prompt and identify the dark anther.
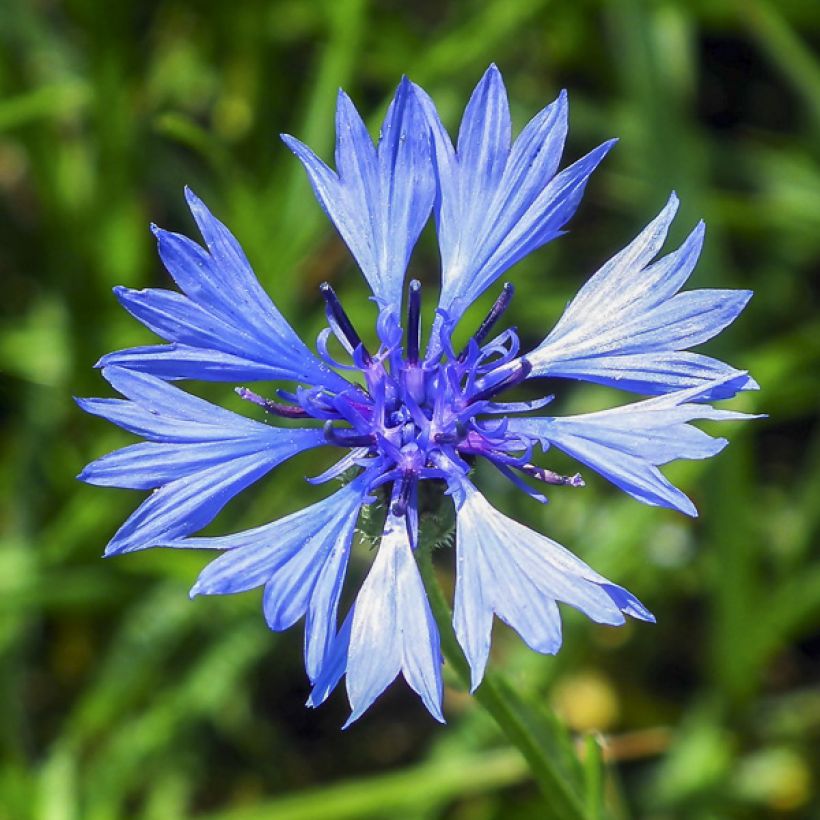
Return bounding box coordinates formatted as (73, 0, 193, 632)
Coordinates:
(322, 420, 375, 448)
(433, 422, 467, 445)
(236, 387, 309, 418)
(407, 279, 421, 364)
(433, 432, 458, 444)
(459, 282, 515, 361)
(468, 358, 532, 404)
(319, 282, 371, 362)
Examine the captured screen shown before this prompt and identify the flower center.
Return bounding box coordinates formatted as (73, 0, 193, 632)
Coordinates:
(238, 281, 583, 509)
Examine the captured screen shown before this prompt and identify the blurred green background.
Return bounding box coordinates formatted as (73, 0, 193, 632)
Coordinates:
(1, 0, 819, 817)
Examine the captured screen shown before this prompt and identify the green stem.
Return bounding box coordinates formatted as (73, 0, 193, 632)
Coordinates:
(416, 545, 588, 820)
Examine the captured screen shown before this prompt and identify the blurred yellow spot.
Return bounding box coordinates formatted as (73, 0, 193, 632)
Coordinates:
(734, 747, 812, 812)
(552, 671, 620, 732)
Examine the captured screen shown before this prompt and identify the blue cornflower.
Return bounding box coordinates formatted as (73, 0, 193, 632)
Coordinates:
(79, 65, 757, 725)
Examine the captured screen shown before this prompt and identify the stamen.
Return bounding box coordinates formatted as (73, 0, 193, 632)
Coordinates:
(319, 282, 371, 363)
(459, 282, 515, 361)
(236, 387, 309, 418)
(294, 386, 343, 420)
(518, 463, 585, 487)
(468, 358, 532, 404)
(323, 421, 375, 449)
(306, 447, 371, 485)
(480, 395, 554, 415)
(407, 279, 422, 363)
(493, 462, 548, 504)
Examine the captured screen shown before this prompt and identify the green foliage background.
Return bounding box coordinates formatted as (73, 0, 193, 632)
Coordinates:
(1, 0, 819, 817)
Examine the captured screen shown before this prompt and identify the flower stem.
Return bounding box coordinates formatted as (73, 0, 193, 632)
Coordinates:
(417, 544, 589, 820)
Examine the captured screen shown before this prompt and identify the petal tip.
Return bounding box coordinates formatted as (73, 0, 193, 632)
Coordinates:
(341, 711, 361, 731)
(395, 74, 412, 94)
(484, 62, 502, 80)
(183, 187, 209, 220)
(103, 541, 123, 558)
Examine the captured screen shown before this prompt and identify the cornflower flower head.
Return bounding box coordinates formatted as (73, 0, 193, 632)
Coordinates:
(78, 65, 758, 726)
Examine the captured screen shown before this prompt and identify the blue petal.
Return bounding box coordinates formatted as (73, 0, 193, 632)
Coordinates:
(308, 509, 444, 725)
(484, 140, 614, 286)
(77, 365, 261, 438)
(525, 194, 756, 397)
(452, 64, 511, 248)
(77, 367, 326, 554)
(113, 287, 270, 363)
(105, 190, 348, 392)
(184, 477, 368, 681)
(307, 608, 353, 709)
(453, 483, 651, 691)
(75, 396, 232, 442)
(532, 351, 758, 399)
(98, 343, 316, 383)
(343, 510, 444, 725)
(79, 440, 276, 490)
(508, 377, 762, 516)
(600, 584, 655, 622)
(413, 65, 612, 333)
(282, 78, 434, 310)
(104, 450, 304, 555)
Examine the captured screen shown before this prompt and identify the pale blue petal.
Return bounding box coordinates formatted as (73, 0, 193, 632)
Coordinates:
(79, 439, 272, 489)
(78, 367, 326, 554)
(105, 449, 301, 555)
(99, 365, 253, 425)
(452, 65, 511, 250)
(183, 187, 291, 335)
(493, 90, 563, 217)
(307, 609, 353, 709)
(80, 366, 299, 442)
(508, 377, 762, 516)
(526, 195, 755, 397)
(283, 78, 434, 310)
(376, 83, 437, 309)
(454, 483, 650, 691)
(103, 426, 326, 554)
(546, 193, 683, 325)
(98, 343, 310, 383)
(344, 510, 444, 725)
(186, 479, 364, 595)
(481, 140, 614, 287)
(184, 478, 367, 681)
(413, 66, 611, 331)
(537, 350, 757, 398)
(75, 396, 237, 442)
(302, 521, 360, 683)
(107, 191, 347, 392)
(113, 287, 272, 364)
(607, 289, 752, 353)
